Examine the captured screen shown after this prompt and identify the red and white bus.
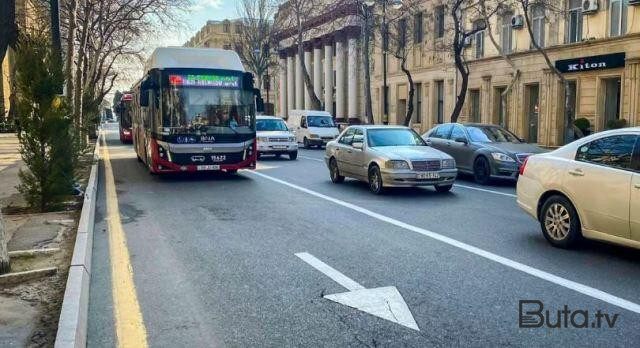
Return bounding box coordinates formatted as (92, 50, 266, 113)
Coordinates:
(131, 47, 262, 174)
(116, 93, 133, 143)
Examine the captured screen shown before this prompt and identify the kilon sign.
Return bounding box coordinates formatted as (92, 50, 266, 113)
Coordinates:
(168, 74, 240, 88)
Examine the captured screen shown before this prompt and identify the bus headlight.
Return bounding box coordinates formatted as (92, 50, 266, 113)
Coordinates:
(157, 144, 171, 161)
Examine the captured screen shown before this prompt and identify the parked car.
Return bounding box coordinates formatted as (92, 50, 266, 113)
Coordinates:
(325, 125, 458, 194)
(517, 127, 640, 249)
(423, 123, 545, 184)
(287, 110, 340, 148)
(256, 115, 298, 160)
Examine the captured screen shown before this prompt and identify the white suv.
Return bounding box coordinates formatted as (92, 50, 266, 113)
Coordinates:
(517, 128, 640, 249)
(256, 116, 298, 160)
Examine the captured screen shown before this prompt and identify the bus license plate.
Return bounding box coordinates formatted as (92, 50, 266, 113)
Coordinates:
(197, 165, 220, 171)
(417, 172, 439, 179)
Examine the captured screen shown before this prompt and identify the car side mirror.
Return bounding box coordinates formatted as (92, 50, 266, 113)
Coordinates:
(455, 137, 468, 144)
(352, 142, 364, 150)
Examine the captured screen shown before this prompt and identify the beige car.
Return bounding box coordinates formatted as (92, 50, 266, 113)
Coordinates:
(517, 128, 640, 249)
(325, 126, 457, 194)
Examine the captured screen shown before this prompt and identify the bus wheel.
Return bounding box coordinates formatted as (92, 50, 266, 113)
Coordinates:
(226, 169, 238, 175)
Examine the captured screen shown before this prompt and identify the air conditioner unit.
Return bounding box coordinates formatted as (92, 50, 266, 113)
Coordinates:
(582, 0, 599, 14)
(511, 15, 524, 29)
(463, 36, 473, 47)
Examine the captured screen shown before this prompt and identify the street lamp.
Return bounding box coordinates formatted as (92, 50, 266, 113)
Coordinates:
(364, 0, 402, 124)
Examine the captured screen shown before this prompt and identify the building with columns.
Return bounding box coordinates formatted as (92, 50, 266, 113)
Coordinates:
(276, 0, 640, 147)
(275, 1, 367, 124)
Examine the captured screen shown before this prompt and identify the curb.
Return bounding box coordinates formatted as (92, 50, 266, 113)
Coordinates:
(0, 267, 57, 286)
(54, 133, 101, 348)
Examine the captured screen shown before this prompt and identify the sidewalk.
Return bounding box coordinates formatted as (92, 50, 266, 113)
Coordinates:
(0, 133, 80, 347)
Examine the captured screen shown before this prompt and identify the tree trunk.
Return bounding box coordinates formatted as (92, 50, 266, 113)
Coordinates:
(450, 4, 469, 124)
(0, 207, 10, 275)
(74, 0, 90, 142)
(400, 59, 414, 126)
(64, 0, 77, 102)
(362, 10, 374, 124)
(0, 62, 4, 120)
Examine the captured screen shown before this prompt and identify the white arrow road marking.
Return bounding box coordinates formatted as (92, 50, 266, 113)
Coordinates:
(295, 252, 420, 331)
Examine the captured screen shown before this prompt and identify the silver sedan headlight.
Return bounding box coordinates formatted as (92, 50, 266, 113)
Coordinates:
(258, 136, 269, 142)
(491, 152, 516, 163)
(385, 160, 410, 170)
(441, 158, 456, 169)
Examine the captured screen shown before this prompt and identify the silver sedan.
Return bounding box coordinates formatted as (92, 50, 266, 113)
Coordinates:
(325, 125, 458, 194)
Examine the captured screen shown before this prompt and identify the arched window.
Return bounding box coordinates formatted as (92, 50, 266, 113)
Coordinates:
(501, 11, 513, 53)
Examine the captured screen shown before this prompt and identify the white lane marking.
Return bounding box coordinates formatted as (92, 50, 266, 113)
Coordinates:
(296, 252, 419, 330)
(454, 184, 517, 198)
(299, 155, 324, 162)
(249, 170, 640, 315)
(295, 252, 364, 291)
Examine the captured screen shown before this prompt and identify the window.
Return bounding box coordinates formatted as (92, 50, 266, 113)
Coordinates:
(450, 126, 466, 142)
(413, 12, 424, 43)
(223, 21, 230, 33)
(609, 0, 629, 37)
(501, 12, 513, 53)
(435, 6, 445, 39)
(397, 18, 408, 48)
(415, 83, 422, 123)
(576, 135, 638, 170)
(473, 20, 485, 59)
(567, 0, 583, 43)
(353, 128, 365, 145)
(436, 81, 444, 124)
(531, 4, 545, 48)
(235, 23, 242, 33)
(432, 124, 453, 139)
(469, 90, 480, 123)
(300, 116, 307, 128)
(339, 127, 356, 145)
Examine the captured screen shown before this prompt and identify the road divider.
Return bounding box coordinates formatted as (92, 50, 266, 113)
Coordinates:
(249, 171, 640, 315)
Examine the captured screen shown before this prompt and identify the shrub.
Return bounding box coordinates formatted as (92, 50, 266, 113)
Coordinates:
(15, 34, 77, 211)
(605, 118, 628, 130)
(573, 118, 591, 133)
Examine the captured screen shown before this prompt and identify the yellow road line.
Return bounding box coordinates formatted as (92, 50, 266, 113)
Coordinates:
(102, 133, 149, 347)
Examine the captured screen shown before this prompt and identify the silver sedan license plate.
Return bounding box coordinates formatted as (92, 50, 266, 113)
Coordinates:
(416, 172, 439, 179)
(197, 165, 220, 171)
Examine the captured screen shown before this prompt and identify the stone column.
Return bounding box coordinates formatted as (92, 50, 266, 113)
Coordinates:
(626, 58, 640, 126)
(304, 46, 313, 109)
(287, 51, 295, 113)
(323, 36, 334, 116)
(335, 32, 346, 121)
(347, 30, 359, 121)
(278, 51, 287, 118)
(313, 39, 323, 110)
(295, 52, 303, 109)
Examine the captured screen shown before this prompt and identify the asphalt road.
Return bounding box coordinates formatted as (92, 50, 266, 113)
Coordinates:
(88, 123, 640, 347)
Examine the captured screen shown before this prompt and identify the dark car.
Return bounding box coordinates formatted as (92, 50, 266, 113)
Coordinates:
(422, 123, 546, 184)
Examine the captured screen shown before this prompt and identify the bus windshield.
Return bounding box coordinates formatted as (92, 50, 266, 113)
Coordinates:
(162, 87, 255, 134)
(307, 116, 335, 128)
(120, 107, 132, 128)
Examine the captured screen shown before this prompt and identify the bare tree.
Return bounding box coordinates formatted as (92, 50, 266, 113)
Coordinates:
(448, 0, 499, 123)
(383, 0, 422, 126)
(233, 0, 277, 92)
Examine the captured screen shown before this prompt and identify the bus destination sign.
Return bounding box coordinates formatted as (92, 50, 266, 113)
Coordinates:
(169, 74, 240, 88)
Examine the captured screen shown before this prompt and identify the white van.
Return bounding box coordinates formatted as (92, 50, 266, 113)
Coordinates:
(287, 110, 340, 148)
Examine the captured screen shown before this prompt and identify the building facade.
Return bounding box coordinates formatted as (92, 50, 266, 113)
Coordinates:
(276, 0, 640, 147)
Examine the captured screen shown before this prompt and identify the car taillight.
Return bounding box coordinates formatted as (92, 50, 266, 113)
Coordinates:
(519, 157, 529, 176)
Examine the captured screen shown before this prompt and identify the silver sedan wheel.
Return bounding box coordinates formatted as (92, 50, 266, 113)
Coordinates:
(544, 203, 571, 241)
